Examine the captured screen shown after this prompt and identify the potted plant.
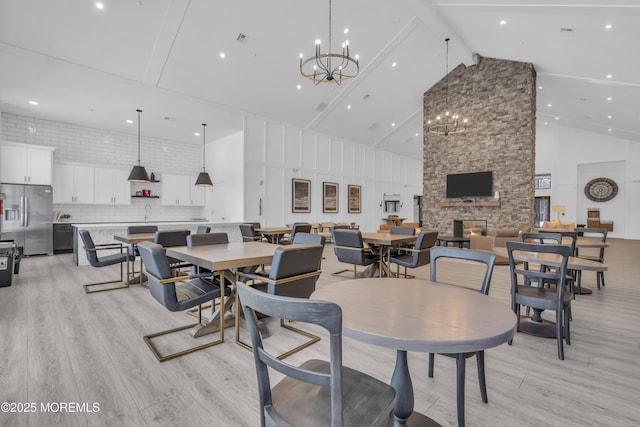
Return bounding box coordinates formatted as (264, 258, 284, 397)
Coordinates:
(59, 213, 71, 222)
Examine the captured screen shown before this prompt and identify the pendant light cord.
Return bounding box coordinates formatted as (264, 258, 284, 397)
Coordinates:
(136, 109, 142, 165)
(201, 123, 207, 172)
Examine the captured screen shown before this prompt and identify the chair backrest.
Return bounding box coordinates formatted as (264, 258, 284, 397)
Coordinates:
(406, 231, 439, 268)
(265, 244, 324, 298)
(576, 227, 607, 259)
(430, 246, 496, 295)
(292, 232, 326, 247)
(195, 225, 211, 234)
(291, 222, 312, 237)
(506, 241, 571, 296)
(79, 230, 100, 267)
(333, 229, 372, 266)
(390, 226, 415, 235)
(154, 229, 190, 247)
(137, 241, 180, 310)
(187, 232, 229, 247)
(236, 281, 344, 426)
(240, 224, 260, 242)
(539, 230, 577, 255)
(521, 232, 562, 245)
(127, 225, 158, 234)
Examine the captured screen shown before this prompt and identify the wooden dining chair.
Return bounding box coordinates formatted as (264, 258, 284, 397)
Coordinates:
(427, 247, 496, 427)
(574, 227, 608, 291)
(236, 281, 396, 426)
(507, 241, 572, 360)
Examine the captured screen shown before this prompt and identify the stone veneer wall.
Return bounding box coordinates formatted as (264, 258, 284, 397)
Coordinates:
(423, 56, 536, 234)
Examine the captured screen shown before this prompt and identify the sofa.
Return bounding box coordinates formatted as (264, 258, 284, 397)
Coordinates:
(470, 225, 531, 264)
(537, 221, 576, 232)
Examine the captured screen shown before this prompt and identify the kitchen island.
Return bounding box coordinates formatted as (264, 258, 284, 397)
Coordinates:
(72, 221, 243, 266)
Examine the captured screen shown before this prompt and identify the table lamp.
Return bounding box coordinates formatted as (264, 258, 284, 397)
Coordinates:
(551, 205, 566, 222)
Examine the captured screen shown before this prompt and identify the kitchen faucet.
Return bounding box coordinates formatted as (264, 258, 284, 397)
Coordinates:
(144, 204, 151, 221)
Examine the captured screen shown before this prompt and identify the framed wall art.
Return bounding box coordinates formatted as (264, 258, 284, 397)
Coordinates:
(348, 184, 361, 213)
(323, 182, 339, 213)
(292, 178, 311, 213)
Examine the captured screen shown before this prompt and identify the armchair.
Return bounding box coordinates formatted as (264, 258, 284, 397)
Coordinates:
(79, 230, 130, 294)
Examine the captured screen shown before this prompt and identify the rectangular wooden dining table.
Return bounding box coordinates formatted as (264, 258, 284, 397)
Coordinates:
(360, 232, 417, 277)
(165, 241, 277, 340)
(255, 227, 291, 244)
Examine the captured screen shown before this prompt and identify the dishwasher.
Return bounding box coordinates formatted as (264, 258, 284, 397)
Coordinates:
(53, 223, 74, 254)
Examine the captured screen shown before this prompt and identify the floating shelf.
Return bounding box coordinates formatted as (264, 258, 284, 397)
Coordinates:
(439, 200, 500, 207)
(131, 195, 160, 198)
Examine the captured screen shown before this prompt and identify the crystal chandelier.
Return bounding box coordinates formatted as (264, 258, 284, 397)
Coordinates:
(427, 38, 467, 135)
(299, 0, 359, 85)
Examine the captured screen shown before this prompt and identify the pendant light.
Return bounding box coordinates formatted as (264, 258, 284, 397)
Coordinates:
(127, 109, 150, 182)
(194, 123, 213, 186)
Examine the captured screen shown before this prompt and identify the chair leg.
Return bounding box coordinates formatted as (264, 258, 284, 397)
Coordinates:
(556, 310, 564, 360)
(83, 258, 130, 294)
(456, 353, 466, 427)
(278, 318, 321, 360)
(564, 308, 571, 345)
(476, 351, 488, 403)
(428, 353, 435, 377)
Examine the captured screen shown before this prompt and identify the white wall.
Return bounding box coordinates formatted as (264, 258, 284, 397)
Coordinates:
(242, 114, 423, 231)
(536, 124, 640, 239)
(205, 131, 244, 222)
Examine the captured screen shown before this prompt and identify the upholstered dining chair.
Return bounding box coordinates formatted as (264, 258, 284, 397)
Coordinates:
(126, 225, 158, 279)
(79, 230, 130, 294)
(236, 281, 396, 426)
(389, 231, 438, 278)
(506, 241, 572, 360)
(332, 229, 379, 278)
(186, 232, 230, 277)
(240, 223, 263, 242)
(154, 229, 191, 270)
(137, 241, 230, 362)
(279, 222, 313, 245)
(237, 243, 324, 359)
(427, 247, 496, 427)
(195, 225, 211, 234)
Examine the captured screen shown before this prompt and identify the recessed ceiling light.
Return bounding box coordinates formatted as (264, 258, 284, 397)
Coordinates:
(391, 123, 396, 127)
(607, 115, 612, 119)
(95, 2, 104, 10)
(296, 84, 302, 90)
(344, 28, 349, 34)
(219, 52, 226, 59)
(347, 105, 352, 110)
(28, 100, 38, 106)
(415, 133, 419, 137)
(194, 132, 200, 136)
(606, 74, 612, 79)
(544, 122, 548, 126)
(538, 86, 543, 90)
(391, 62, 397, 67)
(607, 128, 612, 132)
(607, 97, 612, 101)
(126, 119, 133, 124)
(605, 24, 612, 30)
(500, 20, 507, 25)
(547, 103, 552, 107)
(554, 117, 559, 120)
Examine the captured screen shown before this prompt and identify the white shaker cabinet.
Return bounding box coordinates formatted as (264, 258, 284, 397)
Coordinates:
(0, 142, 55, 185)
(94, 167, 130, 205)
(161, 174, 205, 206)
(52, 164, 95, 204)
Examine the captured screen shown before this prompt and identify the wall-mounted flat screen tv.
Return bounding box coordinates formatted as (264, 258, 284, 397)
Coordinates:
(446, 171, 493, 198)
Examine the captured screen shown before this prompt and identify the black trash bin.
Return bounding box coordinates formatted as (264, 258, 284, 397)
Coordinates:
(0, 240, 16, 287)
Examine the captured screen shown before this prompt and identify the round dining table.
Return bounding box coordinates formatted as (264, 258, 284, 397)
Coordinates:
(312, 278, 517, 426)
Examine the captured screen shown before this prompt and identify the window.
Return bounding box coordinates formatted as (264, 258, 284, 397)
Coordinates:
(535, 174, 551, 190)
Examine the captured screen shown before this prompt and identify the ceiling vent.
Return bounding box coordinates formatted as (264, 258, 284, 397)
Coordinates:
(368, 123, 379, 131)
(163, 116, 177, 121)
(315, 102, 328, 112)
(560, 28, 574, 33)
(236, 33, 248, 43)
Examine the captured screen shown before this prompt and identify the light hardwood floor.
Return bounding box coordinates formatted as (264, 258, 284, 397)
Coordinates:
(1, 238, 639, 426)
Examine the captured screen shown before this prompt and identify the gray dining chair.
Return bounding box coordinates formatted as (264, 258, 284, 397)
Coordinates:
(236, 281, 396, 426)
(389, 231, 438, 278)
(137, 241, 231, 362)
(195, 225, 211, 234)
(574, 228, 608, 291)
(79, 229, 130, 294)
(332, 229, 379, 278)
(428, 247, 496, 427)
(279, 222, 313, 245)
(154, 229, 191, 269)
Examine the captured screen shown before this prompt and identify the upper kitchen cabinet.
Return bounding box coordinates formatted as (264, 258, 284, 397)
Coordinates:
(161, 173, 205, 206)
(94, 167, 130, 205)
(52, 164, 95, 204)
(0, 141, 56, 185)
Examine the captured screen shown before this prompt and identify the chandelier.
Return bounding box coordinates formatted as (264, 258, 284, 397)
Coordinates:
(427, 38, 467, 136)
(299, 0, 359, 85)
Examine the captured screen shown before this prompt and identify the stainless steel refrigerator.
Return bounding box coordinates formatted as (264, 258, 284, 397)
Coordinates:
(0, 184, 53, 255)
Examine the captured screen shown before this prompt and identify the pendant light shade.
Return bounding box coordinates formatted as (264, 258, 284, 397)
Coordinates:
(128, 109, 150, 182)
(194, 123, 213, 187)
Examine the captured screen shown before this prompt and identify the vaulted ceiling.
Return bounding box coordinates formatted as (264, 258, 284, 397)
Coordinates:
(1, 0, 638, 159)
